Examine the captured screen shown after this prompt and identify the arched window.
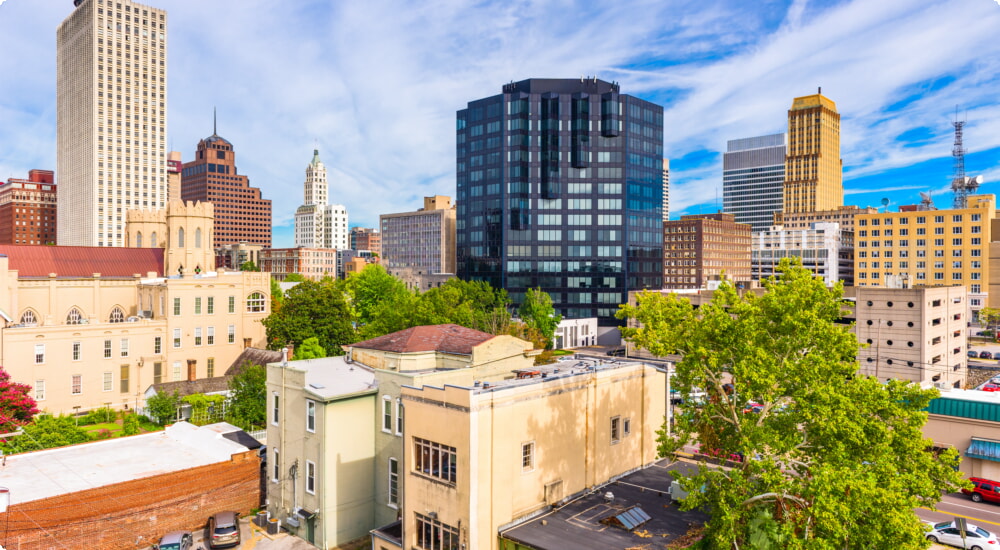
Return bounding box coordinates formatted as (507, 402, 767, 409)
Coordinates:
(136, 232, 143, 248)
(109, 307, 126, 323)
(246, 292, 266, 313)
(178, 228, 185, 248)
(66, 308, 84, 325)
(151, 232, 158, 247)
(19, 310, 38, 326)
(195, 228, 202, 248)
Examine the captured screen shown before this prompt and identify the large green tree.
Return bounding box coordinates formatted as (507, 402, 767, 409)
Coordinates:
(517, 287, 561, 349)
(617, 258, 966, 549)
(342, 264, 415, 338)
(414, 278, 512, 334)
(226, 362, 267, 430)
(261, 279, 356, 354)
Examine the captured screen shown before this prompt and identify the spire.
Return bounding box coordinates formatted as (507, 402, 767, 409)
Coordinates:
(311, 148, 322, 166)
(213, 107, 217, 136)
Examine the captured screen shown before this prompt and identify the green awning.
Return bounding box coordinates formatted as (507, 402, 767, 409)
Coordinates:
(966, 438, 1000, 462)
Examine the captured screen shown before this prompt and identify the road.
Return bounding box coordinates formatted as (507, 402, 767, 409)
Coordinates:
(917, 491, 1000, 529)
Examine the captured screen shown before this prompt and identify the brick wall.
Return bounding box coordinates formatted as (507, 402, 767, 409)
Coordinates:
(5, 450, 260, 550)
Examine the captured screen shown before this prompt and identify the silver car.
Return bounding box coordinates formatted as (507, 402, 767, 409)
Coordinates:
(156, 531, 193, 550)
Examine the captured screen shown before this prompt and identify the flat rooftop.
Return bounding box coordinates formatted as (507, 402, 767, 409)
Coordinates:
(501, 459, 707, 549)
(474, 356, 660, 394)
(0, 422, 255, 505)
(274, 356, 377, 400)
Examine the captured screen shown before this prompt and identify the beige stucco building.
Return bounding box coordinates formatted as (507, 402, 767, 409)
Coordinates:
(923, 390, 1000, 480)
(0, 201, 268, 415)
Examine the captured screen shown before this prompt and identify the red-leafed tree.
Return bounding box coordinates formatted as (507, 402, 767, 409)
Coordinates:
(0, 366, 39, 432)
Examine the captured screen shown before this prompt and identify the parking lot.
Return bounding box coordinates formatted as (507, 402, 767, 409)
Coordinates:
(149, 518, 316, 550)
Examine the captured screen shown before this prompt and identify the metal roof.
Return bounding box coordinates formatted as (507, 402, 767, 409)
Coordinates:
(0, 245, 163, 278)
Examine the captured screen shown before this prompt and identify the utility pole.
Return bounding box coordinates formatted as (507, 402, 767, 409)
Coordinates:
(875, 319, 882, 380)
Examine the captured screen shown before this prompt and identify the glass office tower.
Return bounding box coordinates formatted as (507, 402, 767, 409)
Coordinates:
(457, 78, 663, 325)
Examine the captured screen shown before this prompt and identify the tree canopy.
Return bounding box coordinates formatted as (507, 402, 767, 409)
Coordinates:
(295, 336, 327, 360)
(261, 278, 356, 354)
(226, 361, 267, 430)
(617, 258, 966, 549)
(239, 260, 260, 272)
(518, 287, 561, 349)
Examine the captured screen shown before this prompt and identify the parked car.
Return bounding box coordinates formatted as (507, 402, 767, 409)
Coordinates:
(963, 477, 1000, 504)
(207, 511, 241, 549)
(925, 520, 998, 549)
(982, 384, 1000, 393)
(154, 531, 193, 550)
(980, 351, 994, 359)
(606, 347, 626, 357)
(969, 350, 980, 358)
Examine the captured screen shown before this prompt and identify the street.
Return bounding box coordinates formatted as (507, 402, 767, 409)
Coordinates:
(917, 491, 1000, 529)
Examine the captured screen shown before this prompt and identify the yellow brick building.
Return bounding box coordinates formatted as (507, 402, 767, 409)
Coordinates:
(783, 93, 843, 214)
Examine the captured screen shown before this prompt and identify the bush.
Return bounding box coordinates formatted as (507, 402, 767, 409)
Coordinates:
(79, 406, 116, 426)
(121, 413, 141, 436)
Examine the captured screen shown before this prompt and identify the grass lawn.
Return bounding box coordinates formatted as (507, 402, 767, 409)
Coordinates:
(81, 422, 121, 433)
(551, 349, 573, 356)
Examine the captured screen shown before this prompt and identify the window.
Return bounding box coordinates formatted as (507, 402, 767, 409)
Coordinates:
(154, 336, 162, 354)
(207, 296, 214, 314)
(194, 297, 202, 315)
(246, 292, 265, 313)
(173, 328, 181, 348)
(228, 296, 235, 313)
(194, 327, 202, 346)
(522, 441, 535, 472)
(34, 343, 45, 364)
(120, 364, 129, 393)
(177, 227, 185, 247)
(389, 458, 399, 507)
(35, 380, 45, 401)
(120, 338, 129, 357)
(109, 307, 125, 323)
(383, 396, 393, 433)
(207, 326, 215, 345)
(19, 310, 37, 325)
(66, 307, 83, 324)
(272, 393, 280, 425)
(611, 416, 621, 443)
(305, 460, 316, 495)
(416, 513, 460, 550)
(414, 437, 457, 484)
(71, 374, 82, 394)
(173, 297, 181, 315)
(172, 361, 182, 381)
(228, 324, 236, 344)
(396, 398, 404, 435)
(272, 448, 280, 483)
(624, 418, 632, 436)
(104, 339, 113, 358)
(72, 341, 82, 361)
(103, 371, 113, 392)
(207, 357, 215, 377)
(306, 399, 316, 432)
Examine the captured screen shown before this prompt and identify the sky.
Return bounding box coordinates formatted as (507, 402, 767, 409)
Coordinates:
(1, 0, 999, 248)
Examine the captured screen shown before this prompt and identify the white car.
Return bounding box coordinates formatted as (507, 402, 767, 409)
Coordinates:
(926, 521, 998, 550)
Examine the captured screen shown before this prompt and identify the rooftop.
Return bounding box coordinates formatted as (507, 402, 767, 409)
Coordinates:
(473, 356, 660, 394)
(0, 245, 163, 278)
(0, 422, 255, 505)
(275, 355, 377, 401)
(349, 324, 496, 355)
(501, 459, 707, 549)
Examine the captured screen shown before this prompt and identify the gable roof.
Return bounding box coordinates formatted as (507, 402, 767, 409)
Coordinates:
(0, 245, 163, 278)
(226, 347, 284, 374)
(349, 324, 496, 355)
(147, 376, 231, 399)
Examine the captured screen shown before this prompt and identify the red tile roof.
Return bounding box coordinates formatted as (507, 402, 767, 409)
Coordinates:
(0, 245, 164, 278)
(350, 324, 496, 355)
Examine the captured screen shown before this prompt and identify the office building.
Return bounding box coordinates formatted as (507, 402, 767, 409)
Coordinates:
(783, 92, 843, 214)
(350, 227, 381, 257)
(294, 149, 349, 250)
(773, 205, 877, 233)
(56, 0, 168, 247)
(214, 242, 262, 271)
(854, 194, 995, 317)
(663, 213, 751, 289)
(381, 195, 456, 278)
(167, 150, 182, 201)
(180, 126, 272, 247)
(456, 78, 663, 326)
(662, 158, 670, 222)
(0, 170, 58, 245)
(752, 222, 853, 286)
(259, 247, 338, 281)
(723, 133, 786, 231)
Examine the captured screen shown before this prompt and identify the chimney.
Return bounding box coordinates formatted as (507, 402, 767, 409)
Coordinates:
(285, 343, 295, 362)
(187, 359, 197, 382)
(243, 337, 252, 349)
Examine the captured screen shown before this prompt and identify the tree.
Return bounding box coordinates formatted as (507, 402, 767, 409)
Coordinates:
(978, 307, 1000, 335)
(261, 279, 356, 354)
(617, 258, 966, 549)
(284, 273, 307, 283)
(413, 278, 512, 334)
(226, 361, 267, 430)
(343, 264, 414, 337)
(295, 336, 327, 360)
(145, 390, 180, 425)
(2, 415, 91, 454)
(121, 413, 141, 436)
(270, 277, 285, 310)
(518, 287, 561, 349)
(239, 260, 260, 272)
(0, 365, 39, 432)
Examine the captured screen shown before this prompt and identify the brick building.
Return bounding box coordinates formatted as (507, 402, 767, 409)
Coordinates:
(350, 226, 381, 257)
(0, 169, 57, 245)
(259, 246, 339, 281)
(181, 128, 272, 247)
(0, 422, 260, 550)
(663, 213, 752, 289)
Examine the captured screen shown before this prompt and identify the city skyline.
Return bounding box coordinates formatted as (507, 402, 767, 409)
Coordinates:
(1, 0, 998, 248)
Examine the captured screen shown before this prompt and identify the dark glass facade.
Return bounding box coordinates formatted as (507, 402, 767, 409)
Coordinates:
(456, 79, 663, 325)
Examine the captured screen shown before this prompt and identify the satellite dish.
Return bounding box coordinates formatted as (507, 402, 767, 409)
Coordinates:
(974, 175, 984, 184)
(880, 198, 890, 206)
(920, 192, 932, 201)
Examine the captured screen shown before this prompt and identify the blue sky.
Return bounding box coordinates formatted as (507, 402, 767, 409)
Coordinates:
(1, 0, 999, 248)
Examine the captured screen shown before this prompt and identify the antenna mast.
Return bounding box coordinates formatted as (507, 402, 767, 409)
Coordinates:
(951, 107, 978, 208)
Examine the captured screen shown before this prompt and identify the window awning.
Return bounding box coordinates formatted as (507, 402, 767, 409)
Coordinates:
(966, 438, 1000, 462)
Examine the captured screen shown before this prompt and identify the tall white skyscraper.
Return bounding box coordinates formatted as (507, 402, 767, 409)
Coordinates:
(294, 149, 348, 250)
(722, 133, 786, 232)
(57, 0, 168, 247)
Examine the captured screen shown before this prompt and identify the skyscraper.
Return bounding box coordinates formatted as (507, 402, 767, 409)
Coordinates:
(456, 78, 663, 325)
(783, 92, 843, 214)
(662, 158, 670, 223)
(180, 127, 272, 247)
(294, 150, 348, 250)
(57, 0, 168, 247)
(722, 133, 786, 232)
